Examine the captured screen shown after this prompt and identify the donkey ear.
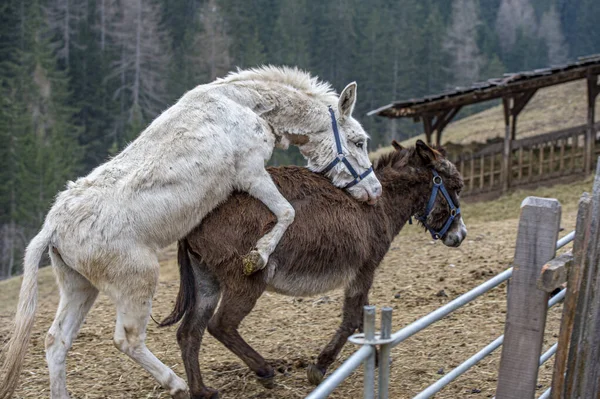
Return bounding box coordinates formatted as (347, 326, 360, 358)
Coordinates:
(415, 139, 439, 165)
(391, 140, 404, 151)
(338, 82, 357, 118)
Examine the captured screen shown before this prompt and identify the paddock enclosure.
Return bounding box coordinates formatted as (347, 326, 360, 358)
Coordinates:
(0, 173, 592, 398)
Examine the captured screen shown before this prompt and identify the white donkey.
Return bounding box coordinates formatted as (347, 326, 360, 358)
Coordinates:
(0, 66, 381, 399)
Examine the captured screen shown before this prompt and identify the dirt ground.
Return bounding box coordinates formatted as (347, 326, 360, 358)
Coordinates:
(0, 177, 592, 399)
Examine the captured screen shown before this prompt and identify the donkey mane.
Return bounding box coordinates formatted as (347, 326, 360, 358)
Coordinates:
(216, 65, 339, 104)
(374, 147, 413, 171)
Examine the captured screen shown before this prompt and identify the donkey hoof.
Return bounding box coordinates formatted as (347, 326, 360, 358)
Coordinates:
(307, 364, 326, 385)
(242, 250, 266, 275)
(256, 374, 275, 389)
(190, 387, 219, 399)
(172, 389, 190, 399)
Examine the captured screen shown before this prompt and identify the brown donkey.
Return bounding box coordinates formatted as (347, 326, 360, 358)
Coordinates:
(160, 140, 467, 399)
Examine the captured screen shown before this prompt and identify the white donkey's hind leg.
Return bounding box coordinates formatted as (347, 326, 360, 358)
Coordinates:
(46, 250, 99, 399)
(239, 167, 295, 275)
(110, 262, 189, 399)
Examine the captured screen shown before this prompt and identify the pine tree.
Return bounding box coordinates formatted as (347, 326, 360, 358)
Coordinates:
(571, 0, 600, 57)
(271, 0, 310, 68)
(195, 0, 231, 80)
(0, 0, 82, 276)
(45, 0, 87, 68)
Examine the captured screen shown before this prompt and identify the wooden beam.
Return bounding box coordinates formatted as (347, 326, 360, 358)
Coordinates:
(502, 97, 511, 193)
(496, 197, 561, 399)
(585, 73, 599, 174)
(537, 251, 573, 293)
(578, 162, 600, 395)
(433, 106, 462, 146)
(552, 194, 592, 399)
(422, 115, 433, 145)
(565, 163, 600, 397)
(374, 65, 600, 119)
(511, 89, 537, 117)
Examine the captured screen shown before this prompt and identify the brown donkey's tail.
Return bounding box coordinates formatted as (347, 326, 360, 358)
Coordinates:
(159, 239, 197, 327)
(0, 226, 52, 399)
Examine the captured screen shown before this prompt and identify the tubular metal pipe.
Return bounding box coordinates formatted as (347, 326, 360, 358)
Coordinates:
(363, 306, 376, 399)
(391, 268, 514, 347)
(378, 307, 393, 399)
(305, 345, 375, 399)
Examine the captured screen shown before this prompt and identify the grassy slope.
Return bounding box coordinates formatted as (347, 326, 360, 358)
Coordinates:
(371, 80, 600, 160)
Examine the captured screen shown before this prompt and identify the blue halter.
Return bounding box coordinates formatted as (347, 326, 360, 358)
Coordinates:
(415, 170, 461, 240)
(320, 106, 373, 189)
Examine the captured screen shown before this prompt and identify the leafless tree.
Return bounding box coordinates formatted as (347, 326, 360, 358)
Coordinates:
(495, 0, 537, 53)
(193, 0, 231, 81)
(107, 0, 170, 124)
(45, 0, 86, 67)
(443, 0, 483, 87)
(538, 6, 569, 65)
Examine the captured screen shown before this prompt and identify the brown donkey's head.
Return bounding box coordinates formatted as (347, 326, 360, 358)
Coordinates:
(376, 139, 466, 247)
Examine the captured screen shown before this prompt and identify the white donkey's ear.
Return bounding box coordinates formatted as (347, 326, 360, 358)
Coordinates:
(338, 82, 357, 118)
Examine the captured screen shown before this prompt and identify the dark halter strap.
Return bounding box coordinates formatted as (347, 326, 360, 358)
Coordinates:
(320, 106, 373, 189)
(416, 169, 461, 240)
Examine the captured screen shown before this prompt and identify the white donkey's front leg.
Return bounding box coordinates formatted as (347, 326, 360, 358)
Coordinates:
(241, 168, 295, 275)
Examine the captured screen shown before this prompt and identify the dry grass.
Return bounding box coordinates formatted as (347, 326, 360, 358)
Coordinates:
(0, 178, 593, 399)
(371, 80, 600, 160)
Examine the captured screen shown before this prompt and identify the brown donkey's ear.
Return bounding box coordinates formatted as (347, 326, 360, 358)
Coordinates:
(391, 140, 404, 151)
(415, 139, 440, 165)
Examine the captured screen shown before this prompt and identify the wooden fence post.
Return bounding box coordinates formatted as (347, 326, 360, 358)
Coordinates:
(564, 158, 600, 397)
(551, 193, 592, 399)
(496, 197, 561, 399)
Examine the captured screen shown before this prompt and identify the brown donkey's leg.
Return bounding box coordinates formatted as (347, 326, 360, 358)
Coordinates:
(177, 263, 221, 399)
(206, 284, 273, 388)
(306, 290, 368, 385)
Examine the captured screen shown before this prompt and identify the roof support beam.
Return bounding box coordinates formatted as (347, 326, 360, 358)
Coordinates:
(501, 89, 537, 192)
(585, 72, 600, 174)
(421, 106, 462, 146)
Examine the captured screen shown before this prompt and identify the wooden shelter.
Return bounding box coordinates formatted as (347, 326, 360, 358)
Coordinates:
(369, 55, 600, 193)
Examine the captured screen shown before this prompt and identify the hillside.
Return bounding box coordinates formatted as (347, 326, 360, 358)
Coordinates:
(371, 80, 600, 159)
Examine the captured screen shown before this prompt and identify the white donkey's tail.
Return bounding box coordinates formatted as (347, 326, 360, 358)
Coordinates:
(0, 226, 52, 399)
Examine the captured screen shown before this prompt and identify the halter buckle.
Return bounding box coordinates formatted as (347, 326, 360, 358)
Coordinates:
(450, 209, 457, 217)
(433, 175, 442, 185)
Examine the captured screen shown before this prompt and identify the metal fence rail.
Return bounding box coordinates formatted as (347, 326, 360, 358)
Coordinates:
(414, 288, 566, 399)
(306, 230, 575, 399)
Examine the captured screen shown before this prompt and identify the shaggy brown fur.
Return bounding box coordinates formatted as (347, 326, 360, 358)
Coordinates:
(161, 141, 464, 399)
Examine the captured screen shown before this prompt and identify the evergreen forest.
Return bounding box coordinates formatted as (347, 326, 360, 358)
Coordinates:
(1, 0, 599, 277)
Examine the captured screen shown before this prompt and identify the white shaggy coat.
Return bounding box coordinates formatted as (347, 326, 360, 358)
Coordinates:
(0, 66, 382, 399)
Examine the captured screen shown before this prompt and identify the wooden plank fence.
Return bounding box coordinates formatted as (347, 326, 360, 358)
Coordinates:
(456, 123, 600, 197)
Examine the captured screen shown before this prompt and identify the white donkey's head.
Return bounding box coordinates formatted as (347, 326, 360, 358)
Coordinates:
(295, 83, 382, 204)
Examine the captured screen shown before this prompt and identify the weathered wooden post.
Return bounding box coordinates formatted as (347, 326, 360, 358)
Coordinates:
(502, 97, 511, 193)
(584, 72, 599, 174)
(496, 197, 561, 399)
(563, 158, 600, 398)
(550, 193, 592, 399)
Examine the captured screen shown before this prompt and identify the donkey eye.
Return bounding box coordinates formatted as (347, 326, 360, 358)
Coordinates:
(355, 141, 364, 149)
